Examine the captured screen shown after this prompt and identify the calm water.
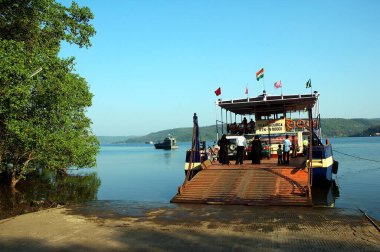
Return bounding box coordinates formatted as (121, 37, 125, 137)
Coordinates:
(73, 137, 380, 220)
(1, 137, 379, 221)
(91, 144, 185, 202)
(329, 137, 380, 219)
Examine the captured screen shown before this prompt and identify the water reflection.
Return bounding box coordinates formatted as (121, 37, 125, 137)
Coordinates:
(312, 180, 340, 207)
(0, 172, 101, 220)
(163, 150, 174, 165)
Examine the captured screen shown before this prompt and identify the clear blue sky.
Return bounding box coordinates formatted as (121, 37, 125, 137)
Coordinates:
(59, 0, 380, 136)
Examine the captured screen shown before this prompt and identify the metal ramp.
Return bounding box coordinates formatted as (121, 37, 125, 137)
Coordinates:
(171, 166, 312, 206)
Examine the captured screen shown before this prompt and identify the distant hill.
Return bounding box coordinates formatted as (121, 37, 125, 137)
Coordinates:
(321, 118, 380, 137)
(124, 125, 223, 143)
(97, 136, 131, 144)
(97, 118, 380, 144)
(352, 124, 380, 137)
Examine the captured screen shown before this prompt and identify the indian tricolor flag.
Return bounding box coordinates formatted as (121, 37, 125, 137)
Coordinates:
(256, 68, 264, 81)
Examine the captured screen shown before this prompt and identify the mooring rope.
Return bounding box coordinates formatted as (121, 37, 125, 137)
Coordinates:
(333, 151, 380, 231)
(359, 209, 380, 232)
(333, 149, 380, 163)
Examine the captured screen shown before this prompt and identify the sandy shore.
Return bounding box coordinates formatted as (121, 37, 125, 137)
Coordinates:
(0, 204, 379, 251)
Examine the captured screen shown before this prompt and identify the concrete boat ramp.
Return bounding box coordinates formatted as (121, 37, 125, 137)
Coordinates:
(0, 205, 379, 251)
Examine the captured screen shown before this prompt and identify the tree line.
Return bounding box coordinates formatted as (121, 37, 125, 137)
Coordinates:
(0, 0, 99, 188)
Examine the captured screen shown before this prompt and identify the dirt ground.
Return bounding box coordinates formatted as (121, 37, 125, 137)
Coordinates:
(0, 204, 379, 251)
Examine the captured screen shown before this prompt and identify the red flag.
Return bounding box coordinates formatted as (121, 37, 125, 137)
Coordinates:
(214, 87, 221, 96)
(245, 85, 248, 95)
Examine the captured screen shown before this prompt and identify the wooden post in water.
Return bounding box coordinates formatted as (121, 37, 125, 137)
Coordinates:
(307, 107, 313, 198)
(180, 117, 198, 194)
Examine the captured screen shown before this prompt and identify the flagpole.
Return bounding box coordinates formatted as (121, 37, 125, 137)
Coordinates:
(214, 86, 222, 140)
(310, 79, 312, 95)
(246, 83, 249, 99)
(215, 99, 219, 141)
(311, 79, 313, 95)
(263, 76, 266, 93)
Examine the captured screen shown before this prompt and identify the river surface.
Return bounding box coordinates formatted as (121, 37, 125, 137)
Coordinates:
(72, 137, 379, 220)
(1, 137, 379, 221)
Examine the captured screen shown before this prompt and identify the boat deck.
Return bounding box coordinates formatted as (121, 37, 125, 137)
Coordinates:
(171, 157, 312, 206)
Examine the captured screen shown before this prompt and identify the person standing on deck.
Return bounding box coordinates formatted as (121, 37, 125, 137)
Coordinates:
(303, 138, 308, 156)
(277, 144, 283, 165)
(242, 117, 248, 133)
(242, 117, 247, 125)
(235, 132, 247, 165)
(291, 135, 298, 158)
(249, 119, 256, 133)
(193, 113, 200, 151)
(251, 136, 262, 164)
(283, 135, 291, 164)
(193, 113, 198, 125)
(218, 134, 229, 165)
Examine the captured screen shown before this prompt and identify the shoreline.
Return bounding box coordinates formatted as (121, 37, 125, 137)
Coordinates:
(1, 204, 379, 251)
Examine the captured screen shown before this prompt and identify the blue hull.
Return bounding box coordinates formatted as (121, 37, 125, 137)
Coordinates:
(308, 144, 335, 184)
(313, 166, 333, 182)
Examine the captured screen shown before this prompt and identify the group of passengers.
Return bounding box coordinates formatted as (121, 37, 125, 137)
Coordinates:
(217, 133, 304, 166)
(277, 135, 304, 165)
(227, 117, 255, 134)
(217, 132, 262, 166)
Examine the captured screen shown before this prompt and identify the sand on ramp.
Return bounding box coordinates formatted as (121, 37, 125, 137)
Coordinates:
(0, 204, 379, 251)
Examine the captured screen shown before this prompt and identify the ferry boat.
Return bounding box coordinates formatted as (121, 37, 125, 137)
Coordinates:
(172, 91, 339, 206)
(154, 135, 178, 150)
(218, 91, 339, 184)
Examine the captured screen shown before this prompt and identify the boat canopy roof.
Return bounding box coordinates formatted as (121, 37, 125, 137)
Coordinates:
(218, 92, 319, 115)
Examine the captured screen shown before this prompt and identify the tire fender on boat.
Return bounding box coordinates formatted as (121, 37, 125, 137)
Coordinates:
(332, 160, 339, 174)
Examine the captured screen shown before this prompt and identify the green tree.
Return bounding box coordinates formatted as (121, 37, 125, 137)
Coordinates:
(361, 124, 380, 136)
(0, 0, 98, 187)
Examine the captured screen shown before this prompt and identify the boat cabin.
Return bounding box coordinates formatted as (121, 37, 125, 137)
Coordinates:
(217, 91, 322, 158)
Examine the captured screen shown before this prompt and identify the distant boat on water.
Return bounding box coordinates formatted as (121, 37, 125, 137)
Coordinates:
(145, 141, 154, 144)
(154, 135, 178, 150)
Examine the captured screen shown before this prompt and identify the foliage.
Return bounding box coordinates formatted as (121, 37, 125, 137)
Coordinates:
(0, 0, 95, 52)
(0, 0, 98, 186)
(356, 124, 380, 136)
(97, 136, 131, 144)
(321, 118, 380, 137)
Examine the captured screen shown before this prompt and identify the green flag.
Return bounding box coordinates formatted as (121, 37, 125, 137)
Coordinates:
(306, 79, 311, 88)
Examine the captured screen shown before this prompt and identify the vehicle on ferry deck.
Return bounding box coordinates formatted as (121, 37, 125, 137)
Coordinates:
(225, 135, 239, 159)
